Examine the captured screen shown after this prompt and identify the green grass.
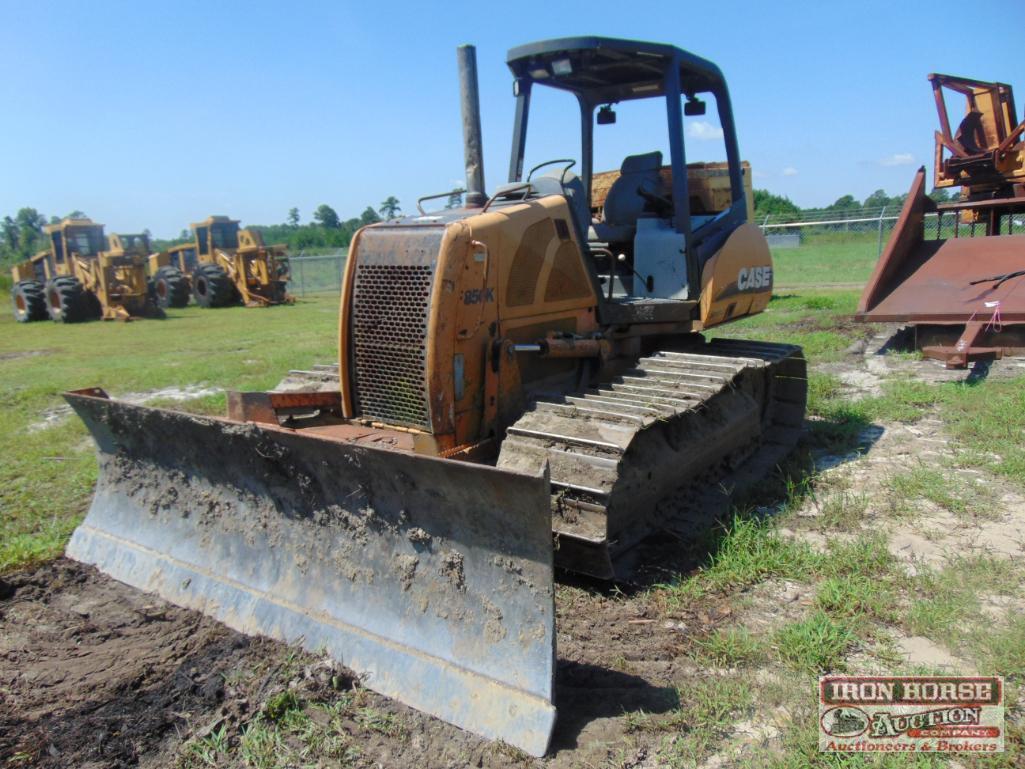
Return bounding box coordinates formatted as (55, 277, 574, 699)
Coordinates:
(694, 627, 769, 668)
(774, 611, 855, 673)
(807, 371, 1025, 480)
(747, 716, 968, 769)
(810, 537, 901, 639)
(940, 378, 1025, 485)
(716, 290, 870, 364)
(864, 379, 945, 422)
(175, 647, 371, 769)
(884, 464, 996, 520)
(354, 705, 406, 737)
(875, 377, 1025, 485)
(819, 535, 896, 581)
(724, 291, 862, 327)
(803, 373, 874, 452)
(906, 556, 1023, 649)
(977, 615, 1025, 677)
(658, 514, 818, 605)
(0, 296, 339, 573)
(770, 238, 880, 287)
(817, 489, 869, 531)
(815, 575, 895, 625)
(218, 693, 401, 769)
(264, 690, 302, 721)
(182, 724, 229, 768)
(655, 677, 755, 767)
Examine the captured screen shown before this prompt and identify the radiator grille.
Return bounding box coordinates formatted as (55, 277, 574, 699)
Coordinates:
(351, 262, 434, 428)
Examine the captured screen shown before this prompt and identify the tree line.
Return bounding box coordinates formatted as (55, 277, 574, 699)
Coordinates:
(151, 197, 405, 252)
(244, 197, 403, 253)
(1, 208, 94, 267)
(752, 187, 954, 222)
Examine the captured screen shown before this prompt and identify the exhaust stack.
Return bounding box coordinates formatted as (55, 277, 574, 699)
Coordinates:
(457, 44, 486, 207)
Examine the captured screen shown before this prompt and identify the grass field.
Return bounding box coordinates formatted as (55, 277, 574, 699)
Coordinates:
(0, 296, 339, 571)
(770, 237, 880, 287)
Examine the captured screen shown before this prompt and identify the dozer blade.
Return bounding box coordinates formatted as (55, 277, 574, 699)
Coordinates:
(63, 389, 556, 756)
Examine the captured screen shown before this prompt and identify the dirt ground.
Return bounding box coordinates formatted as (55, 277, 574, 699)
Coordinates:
(1, 557, 718, 769)
(3, 323, 1024, 768)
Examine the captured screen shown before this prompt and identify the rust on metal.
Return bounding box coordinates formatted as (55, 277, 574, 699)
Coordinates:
(930, 73, 1025, 194)
(858, 73, 1025, 368)
(226, 390, 343, 424)
(860, 228, 1025, 324)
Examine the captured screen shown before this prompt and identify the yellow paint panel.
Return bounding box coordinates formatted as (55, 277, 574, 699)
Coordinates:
(699, 222, 773, 329)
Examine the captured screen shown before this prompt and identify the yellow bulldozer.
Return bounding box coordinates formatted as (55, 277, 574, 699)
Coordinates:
(10, 217, 162, 323)
(63, 39, 806, 755)
(147, 216, 292, 308)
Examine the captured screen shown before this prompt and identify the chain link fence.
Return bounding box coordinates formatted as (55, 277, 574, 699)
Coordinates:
(287, 249, 347, 297)
(759, 207, 1025, 287)
(280, 210, 1025, 294)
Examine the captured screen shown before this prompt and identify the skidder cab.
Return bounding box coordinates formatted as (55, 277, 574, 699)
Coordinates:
(10, 218, 160, 323)
(147, 216, 293, 309)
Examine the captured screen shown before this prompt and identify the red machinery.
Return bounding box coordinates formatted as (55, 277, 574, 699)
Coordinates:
(857, 74, 1025, 367)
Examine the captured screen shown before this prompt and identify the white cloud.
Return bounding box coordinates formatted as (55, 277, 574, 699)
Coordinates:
(686, 121, 724, 141)
(782, 167, 798, 177)
(880, 152, 914, 167)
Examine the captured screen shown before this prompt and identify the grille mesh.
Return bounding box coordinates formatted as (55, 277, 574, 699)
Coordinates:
(351, 263, 433, 428)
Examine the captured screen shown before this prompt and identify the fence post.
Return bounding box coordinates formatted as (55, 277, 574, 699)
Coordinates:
(298, 256, 306, 298)
(876, 205, 887, 256)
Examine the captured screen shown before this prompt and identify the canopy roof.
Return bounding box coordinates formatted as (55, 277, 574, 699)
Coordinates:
(506, 36, 724, 104)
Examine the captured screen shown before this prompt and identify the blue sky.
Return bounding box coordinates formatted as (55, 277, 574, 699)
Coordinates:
(0, 0, 1018, 238)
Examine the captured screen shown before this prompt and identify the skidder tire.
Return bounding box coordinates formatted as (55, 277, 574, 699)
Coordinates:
(153, 266, 191, 309)
(84, 290, 103, 319)
(192, 264, 236, 308)
(44, 277, 91, 323)
(11, 280, 48, 322)
(269, 280, 290, 303)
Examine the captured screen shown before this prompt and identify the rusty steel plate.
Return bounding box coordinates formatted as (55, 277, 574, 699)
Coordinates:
(859, 234, 1025, 323)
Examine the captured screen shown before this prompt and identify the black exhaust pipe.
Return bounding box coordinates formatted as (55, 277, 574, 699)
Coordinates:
(457, 44, 486, 207)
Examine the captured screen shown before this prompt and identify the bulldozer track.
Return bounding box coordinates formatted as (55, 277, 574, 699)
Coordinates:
(496, 339, 807, 577)
(275, 340, 807, 578)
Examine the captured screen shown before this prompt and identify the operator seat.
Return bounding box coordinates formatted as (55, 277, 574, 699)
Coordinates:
(592, 151, 664, 243)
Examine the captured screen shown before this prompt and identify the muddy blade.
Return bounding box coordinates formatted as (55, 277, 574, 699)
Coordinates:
(63, 391, 556, 756)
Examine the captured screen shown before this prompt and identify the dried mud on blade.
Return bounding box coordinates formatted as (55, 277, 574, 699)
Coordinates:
(63, 389, 556, 756)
